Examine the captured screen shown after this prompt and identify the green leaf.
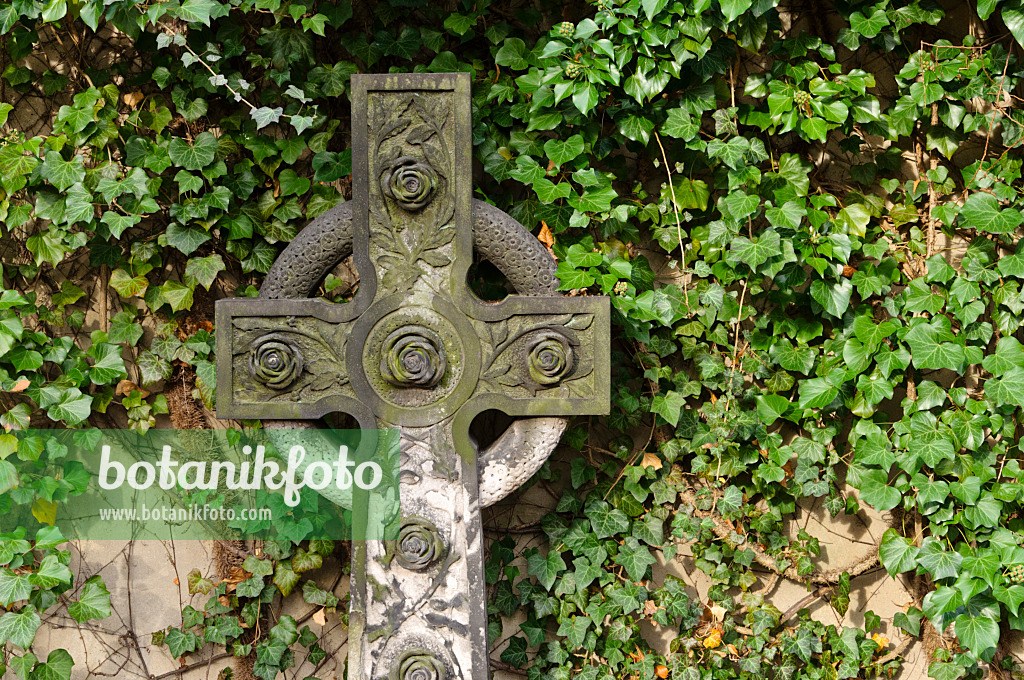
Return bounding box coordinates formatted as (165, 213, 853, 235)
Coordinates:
(46, 390, 93, 425)
(671, 178, 709, 211)
(0, 569, 31, 606)
(798, 377, 838, 409)
(1004, 4, 1024, 48)
(251, 106, 283, 130)
(959, 192, 1023, 233)
(527, 549, 565, 590)
(987, 366, 1024, 408)
(879, 529, 919, 575)
(916, 537, 962, 580)
(904, 322, 964, 370)
(544, 135, 584, 169)
(756, 394, 790, 423)
(849, 8, 889, 38)
(0, 606, 40, 649)
(569, 186, 617, 213)
(588, 500, 630, 539)
(651, 390, 686, 426)
(810, 279, 854, 318)
(953, 612, 1000, 656)
(166, 223, 211, 256)
(662, 109, 699, 140)
(40, 151, 85, 191)
(613, 537, 656, 581)
(720, 0, 753, 22)
(168, 131, 218, 171)
(728, 230, 781, 270)
(165, 627, 200, 658)
(556, 616, 592, 648)
(101, 213, 140, 238)
(68, 575, 111, 622)
(109, 269, 148, 298)
(185, 254, 225, 291)
(617, 114, 654, 144)
(31, 649, 72, 680)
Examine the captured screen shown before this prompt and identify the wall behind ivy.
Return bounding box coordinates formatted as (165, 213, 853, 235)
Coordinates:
(2, 0, 1024, 678)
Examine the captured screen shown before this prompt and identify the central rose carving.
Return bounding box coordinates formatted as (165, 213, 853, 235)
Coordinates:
(382, 156, 438, 211)
(394, 516, 445, 571)
(249, 335, 303, 389)
(389, 648, 446, 680)
(527, 330, 574, 386)
(380, 326, 446, 388)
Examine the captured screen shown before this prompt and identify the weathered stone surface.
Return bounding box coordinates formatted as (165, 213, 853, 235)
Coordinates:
(215, 73, 611, 680)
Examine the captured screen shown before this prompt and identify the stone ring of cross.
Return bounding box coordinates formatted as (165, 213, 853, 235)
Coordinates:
(216, 74, 609, 680)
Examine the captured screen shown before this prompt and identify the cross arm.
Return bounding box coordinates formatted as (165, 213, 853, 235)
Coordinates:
(215, 298, 366, 421)
(463, 295, 610, 419)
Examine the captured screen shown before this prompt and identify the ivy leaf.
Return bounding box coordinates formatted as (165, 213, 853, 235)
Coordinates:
(500, 636, 528, 667)
(109, 269, 149, 298)
(101, 212, 141, 238)
(849, 8, 889, 38)
(879, 529, 919, 575)
(0, 569, 31, 606)
(719, 0, 753, 22)
(797, 377, 838, 409)
(251, 107, 283, 130)
(185, 254, 226, 291)
(556, 616, 592, 648)
(0, 606, 40, 649)
(166, 223, 211, 256)
(728, 230, 781, 270)
(527, 549, 565, 590)
(167, 131, 218, 171)
(544, 135, 584, 169)
(68, 575, 111, 622)
(587, 500, 630, 539)
(904, 322, 964, 370)
(40, 151, 85, 191)
(810, 279, 854, 318)
(986, 366, 1024, 408)
(651, 390, 686, 426)
(959, 192, 1023, 233)
(857, 468, 901, 511)
(569, 186, 617, 213)
(916, 537, 963, 580)
(46, 389, 93, 425)
(30, 649, 72, 680)
(953, 613, 1000, 656)
(165, 627, 200, 658)
(662, 108, 699, 140)
(613, 537, 656, 581)
(1004, 4, 1024, 48)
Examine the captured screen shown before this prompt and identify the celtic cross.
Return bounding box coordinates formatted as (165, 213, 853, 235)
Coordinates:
(216, 73, 609, 680)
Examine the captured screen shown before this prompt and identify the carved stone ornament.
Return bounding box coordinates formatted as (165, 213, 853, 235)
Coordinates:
(215, 73, 610, 680)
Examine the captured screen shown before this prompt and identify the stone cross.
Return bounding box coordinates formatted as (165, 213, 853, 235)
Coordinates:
(216, 73, 609, 680)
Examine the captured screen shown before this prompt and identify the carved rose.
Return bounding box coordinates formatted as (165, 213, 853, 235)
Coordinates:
(249, 335, 303, 389)
(381, 326, 446, 388)
(389, 648, 446, 680)
(382, 156, 438, 211)
(527, 331, 574, 386)
(395, 517, 445, 570)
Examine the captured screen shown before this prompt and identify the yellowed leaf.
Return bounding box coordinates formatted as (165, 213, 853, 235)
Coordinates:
(31, 498, 57, 526)
(312, 608, 326, 626)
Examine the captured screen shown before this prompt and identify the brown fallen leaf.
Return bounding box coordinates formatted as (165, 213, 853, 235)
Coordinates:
(537, 222, 555, 259)
(640, 450, 663, 471)
(312, 608, 327, 626)
(123, 91, 145, 108)
(116, 380, 149, 398)
(6, 379, 29, 393)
